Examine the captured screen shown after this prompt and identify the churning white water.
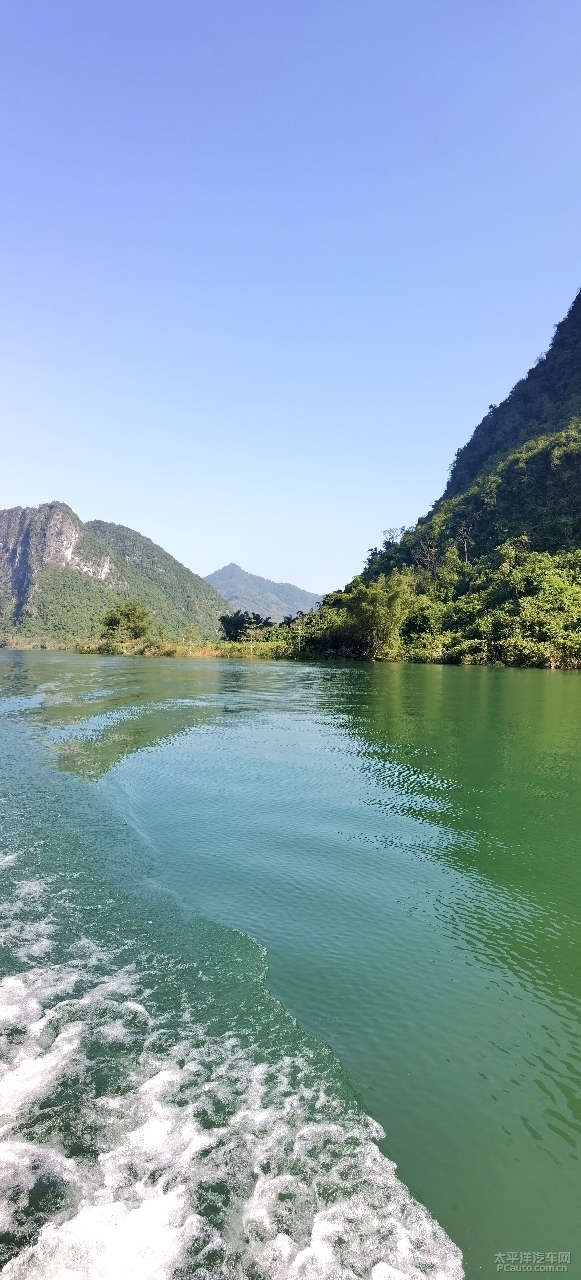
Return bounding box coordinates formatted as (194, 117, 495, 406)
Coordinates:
(0, 864, 463, 1280)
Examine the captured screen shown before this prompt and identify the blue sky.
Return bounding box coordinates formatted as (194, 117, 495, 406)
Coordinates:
(1, 1, 580, 592)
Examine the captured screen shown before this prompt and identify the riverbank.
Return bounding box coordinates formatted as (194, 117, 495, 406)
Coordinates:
(2, 635, 581, 668)
(76, 637, 292, 659)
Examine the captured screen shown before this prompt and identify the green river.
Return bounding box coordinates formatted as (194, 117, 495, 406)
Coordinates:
(0, 652, 579, 1279)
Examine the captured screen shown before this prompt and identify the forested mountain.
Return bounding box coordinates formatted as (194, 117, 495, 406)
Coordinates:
(296, 286, 581, 668)
(205, 563, 321, 622)
(445, 288, 581, 497)
(0, 503, 229, 645)
(87, 520, 229, 637)
(364, 287, 581, 577)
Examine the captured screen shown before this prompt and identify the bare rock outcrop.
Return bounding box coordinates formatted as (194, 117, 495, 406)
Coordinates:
(0, 502, 121, 619)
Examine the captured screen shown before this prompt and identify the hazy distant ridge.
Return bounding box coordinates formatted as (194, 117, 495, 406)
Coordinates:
(205, 563, 321, 623)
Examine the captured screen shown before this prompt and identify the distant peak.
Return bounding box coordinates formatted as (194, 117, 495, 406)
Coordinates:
(204, 563, 322, 624)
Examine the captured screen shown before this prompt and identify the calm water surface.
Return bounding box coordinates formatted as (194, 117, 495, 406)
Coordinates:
(0, 652, 579, 1279)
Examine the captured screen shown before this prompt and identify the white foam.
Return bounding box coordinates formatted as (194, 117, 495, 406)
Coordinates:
(0, 874, 463, 1279)
(0, 878, 56, 960)
(0, 975, 43, 1029)
(0, 1139, 78, 1234)
(0, 1023, 83, 1127)
(3, 1190, 204, 1280)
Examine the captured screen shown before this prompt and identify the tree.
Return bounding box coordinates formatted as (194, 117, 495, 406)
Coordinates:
(220, 610, 250, 641)
(412, 535, 439, 577)
(100, 599, 152, 642)
(382, 526, 407, 546)
(181, 623, 202, 652)
(456, 521, 473, 564)
(220, 610, 272, 641)
(342, 573, 410, 659)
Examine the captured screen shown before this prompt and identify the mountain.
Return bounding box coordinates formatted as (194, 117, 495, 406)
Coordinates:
(204, 563, 322, 623)
(86, 520, 229, 636)
(445, 287, 581, 498)
(426, 419, 581, 558)
(304, 285, 581, 668)
(363, 287, 581, 575)
(0, 502, 229, 645)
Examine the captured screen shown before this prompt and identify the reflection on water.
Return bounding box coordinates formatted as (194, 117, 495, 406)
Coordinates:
(1, 651, 581, 1278)
(327, 664, 581, 1000)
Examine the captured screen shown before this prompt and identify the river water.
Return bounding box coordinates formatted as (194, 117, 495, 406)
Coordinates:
(0, 652, 579, 1279)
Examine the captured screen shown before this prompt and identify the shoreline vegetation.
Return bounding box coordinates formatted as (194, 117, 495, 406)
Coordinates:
(4, 539, 581, 670)
(75, 545, 581, 671)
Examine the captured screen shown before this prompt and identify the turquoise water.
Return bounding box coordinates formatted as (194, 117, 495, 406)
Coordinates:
(0, 653, 579, 1278)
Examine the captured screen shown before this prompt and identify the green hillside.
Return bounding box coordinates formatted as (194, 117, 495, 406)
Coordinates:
(17, 566, 117, 644)
(342, 287, 581, 589)
(364, 417, 581, 578)
(433, 419, 581, 557)
(0, 503, 229, 645)
(445, 287, 581, 496)
(86, 521, 229, 639)
(286, 287, 581, 669)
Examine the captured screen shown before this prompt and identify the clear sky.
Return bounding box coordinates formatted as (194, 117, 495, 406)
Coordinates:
(1, 1, 580, 592)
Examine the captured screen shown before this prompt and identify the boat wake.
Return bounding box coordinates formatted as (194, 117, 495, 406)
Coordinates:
(0, 850, 463, 1280)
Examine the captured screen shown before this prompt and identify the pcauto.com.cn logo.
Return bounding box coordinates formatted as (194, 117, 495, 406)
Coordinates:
(495, 1253, 571, 1273)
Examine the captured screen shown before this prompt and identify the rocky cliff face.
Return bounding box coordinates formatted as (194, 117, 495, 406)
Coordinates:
(0, 502, 120, 620)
